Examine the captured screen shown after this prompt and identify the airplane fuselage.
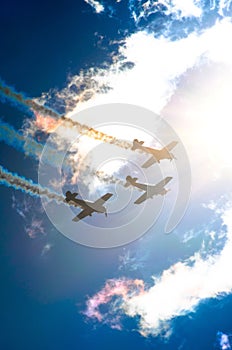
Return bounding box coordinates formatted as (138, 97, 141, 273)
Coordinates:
(143, 187, 168, 197)
(129, 181, 168, 196)
(69, 199, 105, 214)
(132, 140, 175, 162)
(84, 201, 106, 214)
(65, 191, 112, 221)
(125, 175, 172, 204)
(140, 145, 174, 161)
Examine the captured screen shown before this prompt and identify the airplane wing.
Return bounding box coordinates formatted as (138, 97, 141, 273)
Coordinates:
(134, 192, 148, 204)
(134, 177, 172, 204)
(93, 193, 113, 206)
(165, 141, 178, 151)
(142, 156, 157, 168)
(72, 207, 94, 222)
(153, 176, 172, 190)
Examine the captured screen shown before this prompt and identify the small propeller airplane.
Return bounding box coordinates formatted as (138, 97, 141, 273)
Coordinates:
(65, 191, 113, 222)
(124, 175, 172, 204)
(131, 139, 178, 168)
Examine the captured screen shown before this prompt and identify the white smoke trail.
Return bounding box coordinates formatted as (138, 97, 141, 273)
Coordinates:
(0, 165, 71, 207)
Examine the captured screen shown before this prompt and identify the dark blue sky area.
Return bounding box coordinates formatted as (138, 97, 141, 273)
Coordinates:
(0, 0, 133, 95)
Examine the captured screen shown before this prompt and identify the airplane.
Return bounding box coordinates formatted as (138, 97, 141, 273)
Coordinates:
(131, 139, 178, 168)
(65, 191, 113, 222)
(124, 176, 172, 204)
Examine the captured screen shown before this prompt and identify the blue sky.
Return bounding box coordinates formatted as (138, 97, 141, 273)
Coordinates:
(1, 1, 232, 349)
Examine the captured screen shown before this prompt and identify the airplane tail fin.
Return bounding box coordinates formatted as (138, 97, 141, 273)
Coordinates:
(65, 191, 78, 202)
(131, 139, 144, 151)
(124, 175, 138, 187)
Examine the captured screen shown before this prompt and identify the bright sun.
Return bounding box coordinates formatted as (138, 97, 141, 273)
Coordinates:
(163, 63, 232, 184)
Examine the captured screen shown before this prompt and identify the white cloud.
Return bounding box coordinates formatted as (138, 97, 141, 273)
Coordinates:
(64, 20, 232, 192)
(85, 200, 232, 337)
(218, 0, 232, 15)
(161, 0, 202, 18)
(122, 202, 232, 336)
(84, 0, 104, 13)
(64, 19, 232, 115)
(130, 0, 202, 23)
